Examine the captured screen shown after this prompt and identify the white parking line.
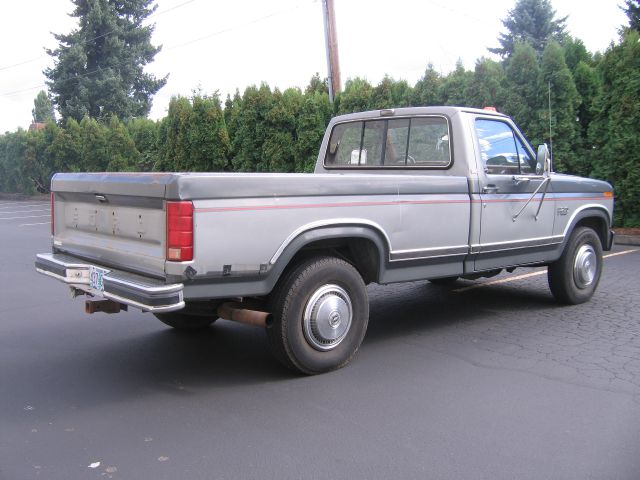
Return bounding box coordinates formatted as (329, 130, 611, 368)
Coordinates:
(0, 203, 49, 209)
(603, 249, 639, 259)
(0, 209, 50, 214)
(0, 214, 51, 220)
(19, 222, 50, 227)
(453, 248, 639, 293)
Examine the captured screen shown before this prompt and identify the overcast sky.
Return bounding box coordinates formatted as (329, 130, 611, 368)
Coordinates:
(0, 0, 627, 133)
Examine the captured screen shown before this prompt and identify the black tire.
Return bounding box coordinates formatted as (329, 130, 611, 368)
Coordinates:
(428, 276, 459, 285)
(153, 308, 217, 330)
(266, 256, 369, 375)
(548, 226, 603, 305)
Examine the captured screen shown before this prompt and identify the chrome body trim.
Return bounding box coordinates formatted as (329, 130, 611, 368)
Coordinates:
(471, 235, 564, 253)
(389, 245, 469, 262)
(35, 253, 184, 313)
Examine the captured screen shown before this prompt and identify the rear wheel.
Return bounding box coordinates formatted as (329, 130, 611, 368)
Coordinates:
(548, 227, 603, 305)
(267, 256, 369, 375)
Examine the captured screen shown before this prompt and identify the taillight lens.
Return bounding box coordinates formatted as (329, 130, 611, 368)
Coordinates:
(166, 201, 193, 261)
(50, 192, 55, 236)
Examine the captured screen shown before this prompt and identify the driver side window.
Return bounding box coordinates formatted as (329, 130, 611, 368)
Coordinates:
(475, 119, 535, 175)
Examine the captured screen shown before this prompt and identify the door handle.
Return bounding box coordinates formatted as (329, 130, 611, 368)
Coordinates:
(482, 185, 499, 194)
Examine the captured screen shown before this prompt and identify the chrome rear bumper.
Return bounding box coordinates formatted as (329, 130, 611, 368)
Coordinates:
(35, 253, 185, 313)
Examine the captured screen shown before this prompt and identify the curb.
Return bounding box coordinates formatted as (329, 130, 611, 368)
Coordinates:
(615, 235, 640, 247)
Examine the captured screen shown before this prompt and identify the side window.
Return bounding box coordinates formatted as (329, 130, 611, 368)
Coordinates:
(408, 117, 450, 167)
(325, 122, 363, 166)
(515, 136, 536, 174)
(475, 119, 535, 175)
(385, 118, 410, 164)
(324, 116, 451, 168)
(361, 121, 384, 166)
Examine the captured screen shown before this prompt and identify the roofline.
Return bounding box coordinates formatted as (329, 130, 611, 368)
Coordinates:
(332, 106, 508, 123)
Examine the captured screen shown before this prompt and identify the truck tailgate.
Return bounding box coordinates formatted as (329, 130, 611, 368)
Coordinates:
(51, 173, 174, 278)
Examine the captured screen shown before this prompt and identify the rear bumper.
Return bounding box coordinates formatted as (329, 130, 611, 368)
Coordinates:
(35, 253, 185, 313)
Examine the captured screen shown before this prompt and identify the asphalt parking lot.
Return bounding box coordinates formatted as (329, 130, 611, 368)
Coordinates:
(1, 199, 639, 480)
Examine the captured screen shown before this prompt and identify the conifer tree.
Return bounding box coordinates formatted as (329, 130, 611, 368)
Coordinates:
(490, 0, 567, 58)
(45, 0, 166, 122)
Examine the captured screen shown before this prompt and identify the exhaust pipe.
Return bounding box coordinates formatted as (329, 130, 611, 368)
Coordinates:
(217, 302, 271, 327)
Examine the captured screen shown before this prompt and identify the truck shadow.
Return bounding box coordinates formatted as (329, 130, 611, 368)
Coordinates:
(5, 279, 561, 416)
(364, 279, 557, 343)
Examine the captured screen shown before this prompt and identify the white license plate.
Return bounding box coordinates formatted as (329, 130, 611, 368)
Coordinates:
(89, 266, 109, 292)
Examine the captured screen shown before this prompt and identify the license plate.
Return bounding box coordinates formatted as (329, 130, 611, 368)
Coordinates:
(89, 266, 109, 292)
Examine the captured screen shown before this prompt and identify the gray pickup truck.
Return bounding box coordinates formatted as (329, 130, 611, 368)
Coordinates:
(36, 106, 614, 374)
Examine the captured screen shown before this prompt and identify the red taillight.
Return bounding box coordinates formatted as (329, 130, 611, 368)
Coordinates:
(166, 201, 193, 261)
(50, 192, 55, 236)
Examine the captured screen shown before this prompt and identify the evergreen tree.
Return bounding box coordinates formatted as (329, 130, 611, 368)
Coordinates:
(439, 60, 473, 106)
(589, 31, 640, 226)
(464, 58, 505, 110)
(490, 0, 567, 58)
(539, 41, 580, 173)
(158, 96, 192, 171)
(23, 122, 59, 192)
(411, 64, 443, 106)
(562, 37, 592, 72)
(45, 0, 167, 122)
(187, 94, 230, 172)
(261, 88, 300, 172)
(105, 116, 140, 171)
(224, 90, 242, 165)
(502, 42, 542, 141)
(305, 73, 329, 96)
(32, 90, 55, 123)
(0, 130, 29, 192)
(370, 76, 412, 109)
(622, 0, 640, 31)
(336, 78, 374, 114)
(127, 117, 158, 171)
(231, 84, 274, 172)
(572, 60, 601, 152)
(295, 90, 332, 172)
(47, 118, 82, 172)
(79, 116, 108, 170)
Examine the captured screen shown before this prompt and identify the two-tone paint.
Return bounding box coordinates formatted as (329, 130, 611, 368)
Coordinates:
(37, 107, 614, 312)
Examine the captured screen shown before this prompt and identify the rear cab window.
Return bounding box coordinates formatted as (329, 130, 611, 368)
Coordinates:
(324, 116, 451, 169)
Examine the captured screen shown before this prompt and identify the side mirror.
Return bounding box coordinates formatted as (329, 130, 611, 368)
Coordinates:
(536, 144, 551, 175)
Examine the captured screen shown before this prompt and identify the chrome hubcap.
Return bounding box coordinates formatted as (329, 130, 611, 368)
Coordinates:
(573, 244, 597, 289)
(303, 284, 352, 351)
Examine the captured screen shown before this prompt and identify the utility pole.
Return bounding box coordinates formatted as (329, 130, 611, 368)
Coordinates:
(322, 0, 341, 103)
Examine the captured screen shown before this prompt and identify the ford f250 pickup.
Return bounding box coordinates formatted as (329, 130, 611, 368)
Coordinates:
(36, 107, 615, 374)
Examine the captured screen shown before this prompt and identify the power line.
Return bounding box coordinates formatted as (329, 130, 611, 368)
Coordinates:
(164, 1, 312, 51)
(0, 0, 199, 73)
(0, 0, 315, 98)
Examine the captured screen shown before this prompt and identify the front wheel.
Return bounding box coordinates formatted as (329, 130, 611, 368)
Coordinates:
(548, 227, 603, 305)
(267, 256, 369, 375)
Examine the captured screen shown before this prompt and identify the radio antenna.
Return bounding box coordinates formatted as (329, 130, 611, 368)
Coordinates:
(548, 80, 553, 165)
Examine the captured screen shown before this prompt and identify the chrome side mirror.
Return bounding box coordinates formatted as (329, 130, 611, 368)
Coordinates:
(536, 144, 551, 175)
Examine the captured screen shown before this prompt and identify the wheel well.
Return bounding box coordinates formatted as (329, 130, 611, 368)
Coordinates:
(574, 216, 609, 249)
(289, 237, 382, 284)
